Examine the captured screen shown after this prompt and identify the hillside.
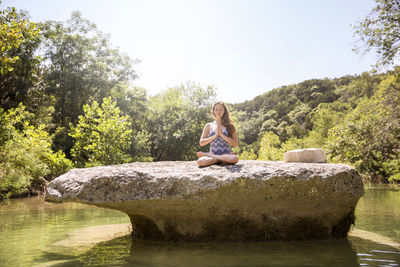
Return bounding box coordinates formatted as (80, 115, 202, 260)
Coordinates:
(231, 69, 399, 183)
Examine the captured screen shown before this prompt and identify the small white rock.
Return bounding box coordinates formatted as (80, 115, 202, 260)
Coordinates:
(284, 148, 327, 163)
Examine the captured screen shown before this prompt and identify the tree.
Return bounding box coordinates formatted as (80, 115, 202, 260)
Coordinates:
(328, 73, 400, 182)
(353, 0, 400, 67)
(301, 102, 348, 148)
(146, 82, 216, 161)
(40, 11, 137, 155)
(0, 5, 42, 110)
(0, 104, 72, 199)
(69, 97, 132, 167)
(287, 102, 312, 137)
(258, 131, 282, 161)
(239, 111, 264, 145)
(109, 83, 150, 161)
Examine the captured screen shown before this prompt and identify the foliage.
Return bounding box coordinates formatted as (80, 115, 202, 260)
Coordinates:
(0, 104, 72, 199)
(0, 5, 40, 74)
(353, 0, 400, 67)
(301, 102, 349, 149)
(257, 132, 282, 161)
(40, 11, 138, 155)
(109, 83, 151, 161)
(328, 98, 385, 180)
(0, 6, 42, 110)
(146, 82, 216, 161)
(384, 156, 400, 183)
(238, 147, 257, 160)
(232, 78, 341, 147)
(328, 73, 400, 182)
(288, 102, 311, 125)
(69, 97, 133, 167)
(335, 72, 381, 102)
(232, 68, 399, 183)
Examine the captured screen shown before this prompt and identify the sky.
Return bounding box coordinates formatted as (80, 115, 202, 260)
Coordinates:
(3, 0, 378, 104)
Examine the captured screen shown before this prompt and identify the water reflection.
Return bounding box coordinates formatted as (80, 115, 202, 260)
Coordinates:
(355, 187, 400, 243)
(74, 234, 360, 266)
(77, 235, 400, 267)
(125, 238, 359, 267)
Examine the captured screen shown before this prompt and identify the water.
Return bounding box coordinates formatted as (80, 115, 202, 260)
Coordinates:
(356, 185, 400, 242)
(0, 187, 399, 266)
(0, 197, 129, 266)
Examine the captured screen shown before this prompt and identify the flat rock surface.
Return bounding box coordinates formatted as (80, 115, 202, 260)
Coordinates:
(46, 160, 362, 203)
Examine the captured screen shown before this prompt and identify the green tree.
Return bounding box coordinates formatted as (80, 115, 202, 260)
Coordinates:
(239, 146, 258, 160)
(328, 98, 386, 181)
(239, 113, 264, 144)
(288, 102, 311, 125)
(258, 131, 282, 161)
(0, 104, 72, 199)
(109, 83, 150, 161)
(328, 73, 400, 182)
(146, 82, 216, 161)
(335, 72, 381, 103)
(40, 11, 137, 155)
(301, 102, 349, 148)
(0, 5, 42, 110)
(353, 0, 400, 66)
(231, 78, 341, 146)
(69, 97, 133, 167)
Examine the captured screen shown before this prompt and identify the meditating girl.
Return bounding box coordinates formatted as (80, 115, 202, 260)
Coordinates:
(196, 101, 239, 167)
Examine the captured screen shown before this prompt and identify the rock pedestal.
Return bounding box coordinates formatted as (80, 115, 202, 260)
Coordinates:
(45, 161, 364, 241)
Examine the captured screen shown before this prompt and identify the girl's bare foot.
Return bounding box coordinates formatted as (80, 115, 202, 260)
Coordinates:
(196, 152, 205, 157)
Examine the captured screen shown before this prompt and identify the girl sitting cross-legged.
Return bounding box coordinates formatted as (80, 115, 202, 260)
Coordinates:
(196, 101, 239, 167)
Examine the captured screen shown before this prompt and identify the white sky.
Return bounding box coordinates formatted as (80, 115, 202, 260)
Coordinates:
(3, 0, 378, 103)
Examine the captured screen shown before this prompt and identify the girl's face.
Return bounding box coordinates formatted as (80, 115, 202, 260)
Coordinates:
(213, 104, 225, 119)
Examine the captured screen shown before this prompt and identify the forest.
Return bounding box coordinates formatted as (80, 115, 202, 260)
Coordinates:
(1, 0, 399, 199)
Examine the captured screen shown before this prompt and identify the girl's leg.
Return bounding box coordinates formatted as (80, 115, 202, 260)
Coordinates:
(197, 155, 220, 167)
(196, 152, 239, 165)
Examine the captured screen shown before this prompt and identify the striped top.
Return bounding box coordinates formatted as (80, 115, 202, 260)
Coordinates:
(209, 122, 231, 155)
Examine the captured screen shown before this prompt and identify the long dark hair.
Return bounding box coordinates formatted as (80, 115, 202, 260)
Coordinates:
(212, 101, 235, 137)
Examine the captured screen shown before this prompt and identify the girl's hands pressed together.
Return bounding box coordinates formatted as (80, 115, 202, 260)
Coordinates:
(217, 121, 223, 136)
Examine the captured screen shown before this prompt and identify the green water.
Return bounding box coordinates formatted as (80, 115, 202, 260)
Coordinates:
(0, 187, 399, 266)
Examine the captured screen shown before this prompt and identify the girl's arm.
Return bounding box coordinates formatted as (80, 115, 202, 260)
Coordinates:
(219, 125, 239, 147)
(199, 123, 218, 147)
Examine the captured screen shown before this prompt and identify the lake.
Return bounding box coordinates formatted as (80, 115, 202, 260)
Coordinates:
(0, 186, 399, 266)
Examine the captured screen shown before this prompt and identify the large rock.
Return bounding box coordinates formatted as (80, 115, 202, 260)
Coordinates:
(45, 161, 364, 241)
